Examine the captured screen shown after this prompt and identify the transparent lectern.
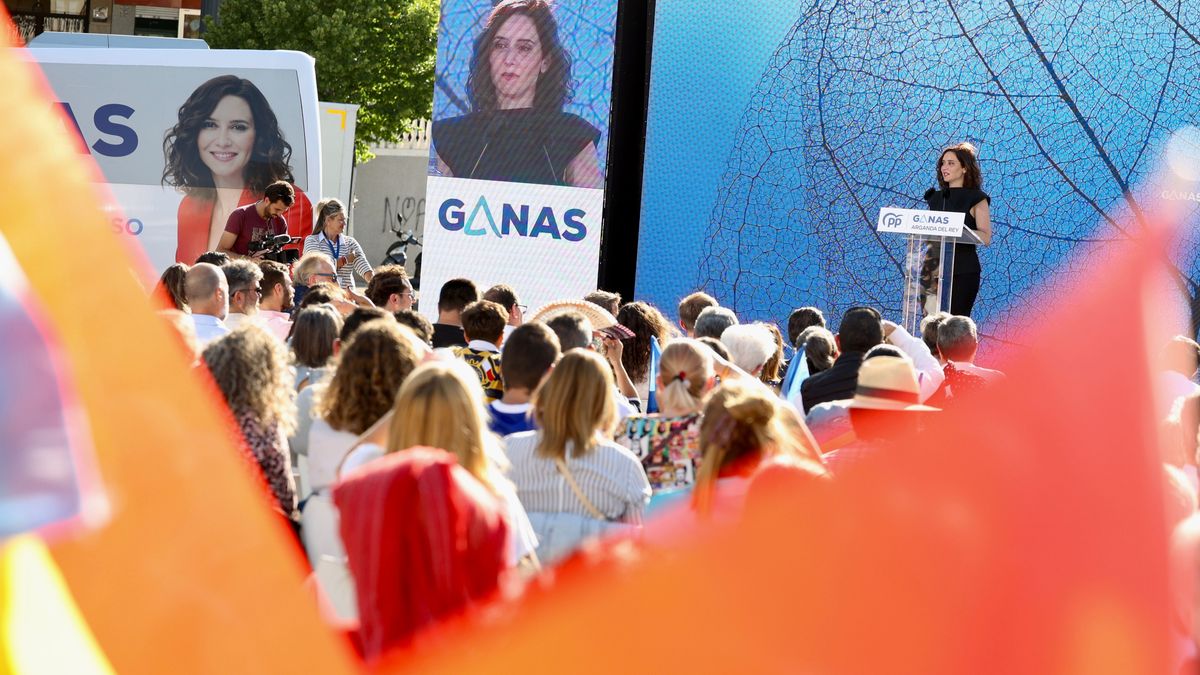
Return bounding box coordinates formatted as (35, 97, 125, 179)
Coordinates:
(898, 227, 982, 334)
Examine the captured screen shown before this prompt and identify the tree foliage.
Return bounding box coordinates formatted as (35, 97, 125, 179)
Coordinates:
(204, 0, 438, 161)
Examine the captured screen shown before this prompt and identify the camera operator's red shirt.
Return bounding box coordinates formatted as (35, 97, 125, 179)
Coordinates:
(174, 186, 312, 263)
(223, 202, 289, 256)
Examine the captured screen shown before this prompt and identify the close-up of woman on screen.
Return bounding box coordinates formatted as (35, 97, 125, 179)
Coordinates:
(432, 0, 604, 189)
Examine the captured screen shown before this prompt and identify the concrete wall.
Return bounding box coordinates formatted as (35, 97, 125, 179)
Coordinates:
(347, 150, 428, 282)
(110, 2, 135, 34)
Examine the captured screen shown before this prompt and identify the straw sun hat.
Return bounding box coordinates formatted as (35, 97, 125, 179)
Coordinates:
(528, 300, 635, 340)
(847, 356, 940, 412)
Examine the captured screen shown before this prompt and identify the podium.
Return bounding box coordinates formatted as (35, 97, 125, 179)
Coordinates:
(876, 207, 981, 334)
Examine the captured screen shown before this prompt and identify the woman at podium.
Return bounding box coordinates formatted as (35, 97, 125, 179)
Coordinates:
(923, 142, 992, 317)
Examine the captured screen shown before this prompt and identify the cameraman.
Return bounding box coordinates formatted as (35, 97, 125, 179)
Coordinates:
(217, 181, 294, 260)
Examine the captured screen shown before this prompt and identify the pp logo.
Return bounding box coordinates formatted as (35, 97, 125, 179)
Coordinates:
(881, 212, 903, 229)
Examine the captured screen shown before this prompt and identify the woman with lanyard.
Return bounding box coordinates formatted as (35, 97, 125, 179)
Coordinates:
(303, 198, 374, 289)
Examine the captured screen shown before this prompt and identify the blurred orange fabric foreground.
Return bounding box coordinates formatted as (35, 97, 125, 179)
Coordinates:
(0, 5, 1179, 674)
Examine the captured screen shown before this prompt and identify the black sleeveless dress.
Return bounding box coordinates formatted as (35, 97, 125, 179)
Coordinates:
(432, 109, 600, 187)
(923, 187, 990, 317)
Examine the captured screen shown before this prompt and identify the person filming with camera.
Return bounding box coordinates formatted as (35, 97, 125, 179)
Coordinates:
(217, 180, 296, 261)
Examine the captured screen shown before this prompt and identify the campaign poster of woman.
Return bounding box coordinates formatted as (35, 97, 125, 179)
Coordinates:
(26, 50, 320, 275)
(163, 75, 313, 264)
(430, 0, 617, 189)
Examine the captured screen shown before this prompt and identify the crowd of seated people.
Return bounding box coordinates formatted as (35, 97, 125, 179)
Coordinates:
(158, 247, 1200, 667)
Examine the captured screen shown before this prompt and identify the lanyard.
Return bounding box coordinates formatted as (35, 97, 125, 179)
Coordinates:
(325, 235, 341, 261)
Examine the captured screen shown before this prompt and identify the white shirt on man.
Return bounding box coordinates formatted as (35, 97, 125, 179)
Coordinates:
(223, 312, 255, 331)
(191, 314, 230, 345)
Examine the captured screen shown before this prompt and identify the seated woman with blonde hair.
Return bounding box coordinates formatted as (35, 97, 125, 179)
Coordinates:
(505, 350, 652, 562)
(616, 339, 716, 497)
(342, 360, 539, 568)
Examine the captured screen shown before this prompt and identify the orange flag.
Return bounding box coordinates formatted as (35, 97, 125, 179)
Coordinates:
(0, 11, 356, 674)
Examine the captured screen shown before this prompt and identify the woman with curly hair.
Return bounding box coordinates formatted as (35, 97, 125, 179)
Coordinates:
(305, 321, 421, 495)
(163, 74, 313, 263)
(298, 321, 422, 574)
(432, 0, 603, 188)
(616, 301, 674, 407)
(202, 324, 298, 521)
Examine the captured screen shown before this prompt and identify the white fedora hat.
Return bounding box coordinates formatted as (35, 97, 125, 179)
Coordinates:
(847, 356, 940, 412)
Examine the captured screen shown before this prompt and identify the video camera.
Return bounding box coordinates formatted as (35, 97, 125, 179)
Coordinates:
(249, 233, 301, 264)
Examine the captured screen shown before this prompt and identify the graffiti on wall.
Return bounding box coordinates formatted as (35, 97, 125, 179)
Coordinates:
(381, 194, 426, 234)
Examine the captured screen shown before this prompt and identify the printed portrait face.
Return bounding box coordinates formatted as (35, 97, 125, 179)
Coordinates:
(489, 14, 548, 107)
(198, 95, 256, 181)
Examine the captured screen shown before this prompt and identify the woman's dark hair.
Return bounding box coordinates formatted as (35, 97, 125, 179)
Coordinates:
(617, 301, 674, 384)
(163, 75, 295, 196)
(935, 142, 982, 190)
(467, 0, 574, 112)
(291, 305, 343, 369)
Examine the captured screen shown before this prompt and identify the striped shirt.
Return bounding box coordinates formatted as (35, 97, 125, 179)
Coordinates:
(302, 233, 372, 288)
(504, 431, 651, 524)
